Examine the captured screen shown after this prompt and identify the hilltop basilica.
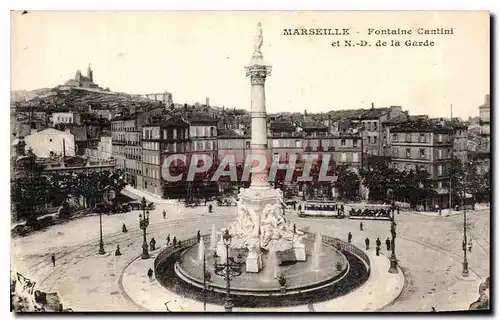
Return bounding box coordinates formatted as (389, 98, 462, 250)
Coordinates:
(64, 64, 102, 89)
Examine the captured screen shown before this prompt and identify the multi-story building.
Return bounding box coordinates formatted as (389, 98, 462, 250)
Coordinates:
(24, 128, 76, 158)
(331, 133, 362, 170)
(479, 94, 491, 147)
(85, 132, 112, 162)
(161, 115, 192, 199)
(187, 112, 219, 198)
(471, 94, 491, 176)
(111, 106, 163, 188)
(390, 119, 455, 209)
(359, 105, 406, 157)
(268, 118, 303, 163)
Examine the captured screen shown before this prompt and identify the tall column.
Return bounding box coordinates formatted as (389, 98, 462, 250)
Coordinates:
(245, 23, 272, 189)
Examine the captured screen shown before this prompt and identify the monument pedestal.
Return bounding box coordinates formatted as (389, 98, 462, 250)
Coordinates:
(246, 247, 263, 273)
(293, 242, 306, 262)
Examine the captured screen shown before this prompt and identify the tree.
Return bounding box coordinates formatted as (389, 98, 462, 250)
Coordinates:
(11, 155, 51, 227)
(359, 161, 398, 201)
(334, 165, 360, 200)
(450, 157, 486, 209)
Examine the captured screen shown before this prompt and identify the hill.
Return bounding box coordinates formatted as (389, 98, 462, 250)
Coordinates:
(11, 86, 161, 113)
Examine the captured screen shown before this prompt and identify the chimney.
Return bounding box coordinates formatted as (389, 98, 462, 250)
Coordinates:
(206, 97, 210, 107)
(371, 102, 375, 109)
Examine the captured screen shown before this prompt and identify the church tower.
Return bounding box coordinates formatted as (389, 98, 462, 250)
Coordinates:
(87, 63, 93, 82)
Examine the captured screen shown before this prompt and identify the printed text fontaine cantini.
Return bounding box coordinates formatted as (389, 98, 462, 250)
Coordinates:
(283, 27, 454, 36)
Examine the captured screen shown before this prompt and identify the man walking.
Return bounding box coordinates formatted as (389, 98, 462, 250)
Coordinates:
(51, 254, 56, 267)
(348, 232, 352, 244)
(197, 230, 201, 243)
(468, 238, 473, 253)
(173, 237, 177, 248)
(376, 238, 381, 256)
(162, 209, 167, 220)
(166, 234, 171, 245)
(386, 237, 391, 251)
(360, 222, 364, 231)
(365, 237, 370, 250)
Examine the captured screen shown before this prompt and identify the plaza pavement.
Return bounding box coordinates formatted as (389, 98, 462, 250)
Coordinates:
(121, 238, 404, 312)
(10, 201, 490, 312)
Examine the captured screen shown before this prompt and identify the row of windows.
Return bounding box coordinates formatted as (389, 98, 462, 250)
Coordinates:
(143, 141, 160, 151)
(272, 152, 360, 163)
(392, 147, 451, 160)
(144, 154, 160, 165)
(111, 120, 137, 132)
(145, 168, 160, 179)
(191, 126, 217, 138)
(362, 121, 378, 131)
(165, 142, 188, 153)
(192, 140, 215, 151)
(56, 116, 73, 123)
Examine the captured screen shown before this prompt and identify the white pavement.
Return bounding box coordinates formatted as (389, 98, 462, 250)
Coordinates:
(121, 240, 404, 312)
(11, 204, 489, 312)
(122, 185, 178, 204)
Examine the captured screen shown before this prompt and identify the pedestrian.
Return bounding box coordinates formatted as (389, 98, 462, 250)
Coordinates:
(468, 238, 473, 253)
(162, 209, 166, 220)
(115, 245, 122, 256)
(147, 268, 153, 281)
(150, 238, 156, 251)
(208, 204, 213, 213)
(122, 223, 128, 233)
(51, 254, 56, 267)
(348, 232, 352, 243)
(166, 234, 171, 245)
(376, 245, 380, 256)
(376, 237, 381, 249)
(386, 237, 391, 251)
(438, 206, 442, 216)
(205, 198, 208, 206)
(365, 237, 370, 250)
(435, 204, 439, 213)
(197, 230, 201, 243)
(340, 204, 344, 214)
(173, 237, 177, 248)
(396, 206, 400, 214)
(360, 222, 363, 231)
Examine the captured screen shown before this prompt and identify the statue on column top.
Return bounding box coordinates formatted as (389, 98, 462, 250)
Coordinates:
(254, 23, 263, 54)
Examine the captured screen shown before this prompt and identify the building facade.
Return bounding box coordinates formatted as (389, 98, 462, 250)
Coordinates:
(390, 120, 455, 208)
(24, 128, 76, 158)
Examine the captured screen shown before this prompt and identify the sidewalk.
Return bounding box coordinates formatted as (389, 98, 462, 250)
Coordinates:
(122, 186, 177, 205)
(406, 204, 490, 218)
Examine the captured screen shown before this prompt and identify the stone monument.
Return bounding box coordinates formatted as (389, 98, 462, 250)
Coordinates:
(227, 23, 305, 273)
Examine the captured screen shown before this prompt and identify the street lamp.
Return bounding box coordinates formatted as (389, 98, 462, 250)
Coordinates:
(97, 204, 105, 255)
(461, 188, 469, 277)
(388, 205, 398, 274)
(139, 211, 150, 259)
(213, 229, 242, 312)
(203, 253, 212, 312)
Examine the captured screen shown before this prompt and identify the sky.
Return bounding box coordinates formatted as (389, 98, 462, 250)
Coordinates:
(11, 11, 490, 119)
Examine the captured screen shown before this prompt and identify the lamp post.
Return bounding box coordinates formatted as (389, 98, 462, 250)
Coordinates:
(388, 204, 398, 274)
(461, 188, 469, 277)
(203, 253, 212, 312)
(98, 204, 105, 255)
(139, 210, 150, 259)
(213, 229, 242, 312)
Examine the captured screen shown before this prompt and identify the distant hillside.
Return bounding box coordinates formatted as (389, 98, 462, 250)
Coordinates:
(11, 86, 161, 113)
(11, 88, 55, 102)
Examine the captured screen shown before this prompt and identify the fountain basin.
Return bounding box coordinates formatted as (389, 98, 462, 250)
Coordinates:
(170, 238, 348, 297)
